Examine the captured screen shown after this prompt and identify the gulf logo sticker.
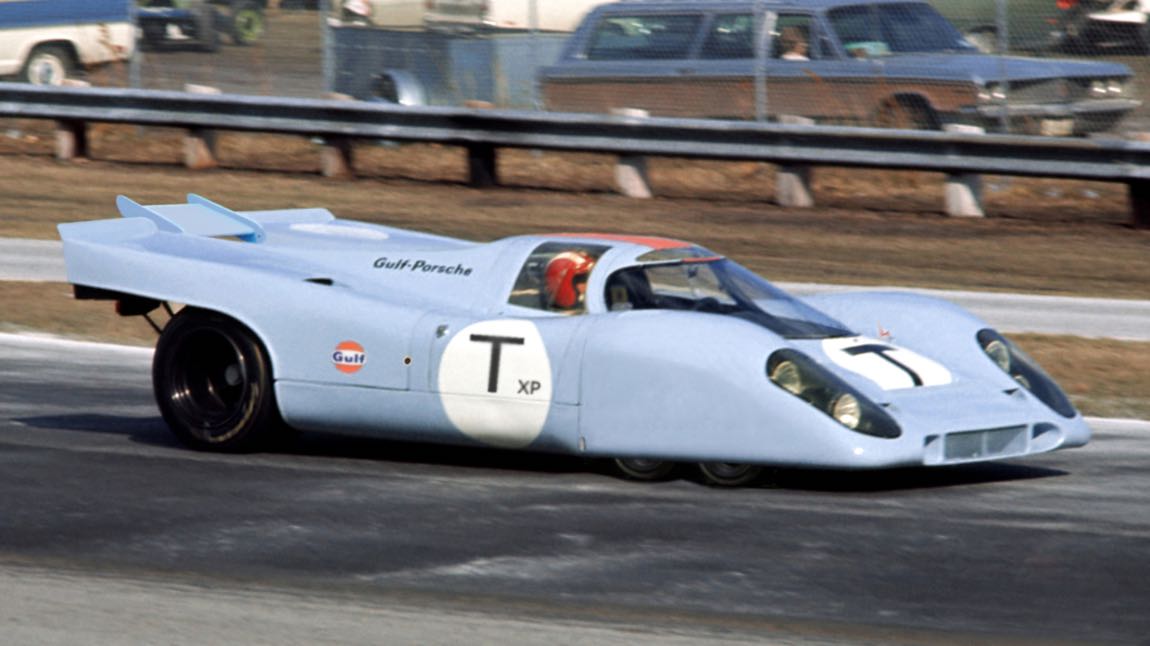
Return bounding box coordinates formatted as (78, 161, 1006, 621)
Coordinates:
(332, 341, 366, 374)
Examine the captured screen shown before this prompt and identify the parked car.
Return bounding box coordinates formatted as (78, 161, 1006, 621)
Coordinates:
(138, 0, 266, 52)
(1056, 0, 1150, 53)
(58, 195, 1090, 486)
(0, 0, 135, 85)
(539, 0, 1140, 135)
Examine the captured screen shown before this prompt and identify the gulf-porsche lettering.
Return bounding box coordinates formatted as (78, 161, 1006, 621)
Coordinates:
(437, 320, 553, 448)
(373, 257, 474, 276)
(822, 337, 952, 390)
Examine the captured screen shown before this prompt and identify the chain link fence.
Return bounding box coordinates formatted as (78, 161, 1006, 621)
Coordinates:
(44, 1, 1150, 135)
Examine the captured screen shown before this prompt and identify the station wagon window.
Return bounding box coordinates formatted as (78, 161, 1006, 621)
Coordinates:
(828, 3, 973, 56)
(773, 15, 816, 61)
(699, 14, 755, 59)
(508, 242, 609, 315)
(585, 14, 704, 60)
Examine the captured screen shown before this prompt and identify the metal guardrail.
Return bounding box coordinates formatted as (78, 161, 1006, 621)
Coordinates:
(1, 82, 1149, 228)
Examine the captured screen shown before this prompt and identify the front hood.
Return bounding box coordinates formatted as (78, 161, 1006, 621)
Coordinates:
(875, 53, 1131, 83)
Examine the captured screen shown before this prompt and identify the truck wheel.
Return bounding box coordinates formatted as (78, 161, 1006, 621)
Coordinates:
(21, 46, 74, 85)
(153, 308, 285, 452)
(230, 1, 265, 46)
(874, 97, 939, 131)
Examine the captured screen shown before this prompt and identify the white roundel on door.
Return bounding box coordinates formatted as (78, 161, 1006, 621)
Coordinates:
(438, 319, 553, 448)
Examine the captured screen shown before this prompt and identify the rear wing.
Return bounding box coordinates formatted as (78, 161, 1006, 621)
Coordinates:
(116, 194, 267, 242)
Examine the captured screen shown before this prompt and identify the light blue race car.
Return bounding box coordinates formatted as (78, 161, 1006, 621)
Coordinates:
(58, 195, 1090, 486)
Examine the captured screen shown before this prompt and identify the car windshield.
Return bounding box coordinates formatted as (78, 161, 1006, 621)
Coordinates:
(604, 259, 853, 339)
(828, 2, 976, 56)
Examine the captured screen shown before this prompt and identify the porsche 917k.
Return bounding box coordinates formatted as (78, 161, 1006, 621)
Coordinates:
(58, 195, 1090, 486)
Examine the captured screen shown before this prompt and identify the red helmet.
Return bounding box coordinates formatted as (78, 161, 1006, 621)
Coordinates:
(545, 251, 595, 309)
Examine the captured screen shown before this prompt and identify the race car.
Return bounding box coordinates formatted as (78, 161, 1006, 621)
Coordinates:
(58, 195, 1090, 486)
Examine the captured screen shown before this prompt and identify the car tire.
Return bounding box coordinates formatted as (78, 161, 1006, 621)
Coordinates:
(230, 1, 265, 46)
(21, 45, 74, 85)
(698, 462, 763, 487)
(153, 307, 285, 452)
(614, 458, 676, 481)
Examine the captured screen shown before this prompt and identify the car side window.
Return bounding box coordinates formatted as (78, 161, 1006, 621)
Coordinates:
(508, 242, 609, 315)
(585, 14, 704, 60)
(773, 14, 816, 61)
(699, 13, 755, 60)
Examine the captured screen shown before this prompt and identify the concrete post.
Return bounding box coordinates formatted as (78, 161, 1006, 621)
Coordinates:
(183, 84, 221, 170)
(54, 120, 88, 160)
(943, 124, 986, 218)
(610, 108, 653, 199)
(776, 115, 815, 208)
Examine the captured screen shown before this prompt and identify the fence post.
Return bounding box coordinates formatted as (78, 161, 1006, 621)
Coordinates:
(1128, 180, 1150, 230)
(943, 125, 986, 217)
(610, 108, 653, 198)
(467, 143, 499, 187)
(320, 93, 356, 178)
(183, 84, 220, 170)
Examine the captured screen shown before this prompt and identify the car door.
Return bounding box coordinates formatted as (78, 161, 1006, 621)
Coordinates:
(416, 240, 608, 452)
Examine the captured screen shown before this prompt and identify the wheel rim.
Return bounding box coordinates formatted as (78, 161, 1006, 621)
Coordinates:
(699, 462, 762, 486)
(27, 54, 66, 85)
(166, 327, 252, 443)
(615, 458, 674, 481)
(234, 10, 264, 43)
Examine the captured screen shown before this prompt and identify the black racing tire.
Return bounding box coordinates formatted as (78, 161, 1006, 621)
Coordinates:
(698, 462, 763, 487)
(153, 308, 284, 452)
(614, 458, 676, 482)
(229, 1, 265, 46)
(21, 45, 75, 85)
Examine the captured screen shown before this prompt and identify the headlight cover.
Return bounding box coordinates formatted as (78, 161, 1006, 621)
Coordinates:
(767, 350, 901, 438)
(977, 329, 1077, 418)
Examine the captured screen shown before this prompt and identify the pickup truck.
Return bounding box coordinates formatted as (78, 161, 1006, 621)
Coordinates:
(0, 0, 135, 85)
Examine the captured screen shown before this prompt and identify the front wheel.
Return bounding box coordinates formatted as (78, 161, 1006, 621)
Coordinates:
(230, 2, 265, 46)
(153, 308, 284, 452)
(698, 462, 763, 487)
(21, 46, 74, 85)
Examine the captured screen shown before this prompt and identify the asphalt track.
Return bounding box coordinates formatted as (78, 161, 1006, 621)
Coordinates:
(1, 333, 1149, 644)
(4, 237, 1150, 341)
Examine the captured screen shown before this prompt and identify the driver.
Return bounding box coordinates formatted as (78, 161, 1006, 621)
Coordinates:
(545, 251, 595, 311)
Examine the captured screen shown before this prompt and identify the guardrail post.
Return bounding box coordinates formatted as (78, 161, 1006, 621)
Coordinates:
(54, 120, 88, 161)
(183, 84, 220, 170)
(610, 109, 653, 199)
(776, 115, 815, 208)
(942, 125, 986, 218)
(467, 143, 499, 188)
(320, 93, 356, 179)
(1128, 180, 1150, 230)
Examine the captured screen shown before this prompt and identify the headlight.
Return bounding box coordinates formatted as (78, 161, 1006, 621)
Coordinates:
(831, 393, 862, 430)
(1108, 78, 1127, 96)
(1090, 80, 1108, 97)
(767, 350, 901, 438)
(977, 83, 1006, 103)
(977, 329, 1076, 418)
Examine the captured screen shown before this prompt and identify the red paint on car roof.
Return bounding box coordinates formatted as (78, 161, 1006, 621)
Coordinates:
(552, 233, 692, 250)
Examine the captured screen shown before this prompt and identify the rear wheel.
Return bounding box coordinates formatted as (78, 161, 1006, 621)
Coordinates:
(874, 97, 939, 131)
(153, 308, 284, 452)
(698, 462, 763, 487)
(614, 458, 676, 482)
(21, 46, 74, 85)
